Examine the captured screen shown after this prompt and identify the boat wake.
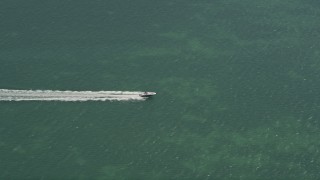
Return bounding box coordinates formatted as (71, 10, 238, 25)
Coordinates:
(0, 89, 147, 102)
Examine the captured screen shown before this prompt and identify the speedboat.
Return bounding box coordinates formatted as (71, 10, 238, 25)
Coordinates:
(139, 92, 156, 97)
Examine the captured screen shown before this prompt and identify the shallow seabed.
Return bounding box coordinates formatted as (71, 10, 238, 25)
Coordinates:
(1, 0, 320, 179)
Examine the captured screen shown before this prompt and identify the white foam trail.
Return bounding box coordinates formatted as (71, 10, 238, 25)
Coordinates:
(0, 89, 147, 102)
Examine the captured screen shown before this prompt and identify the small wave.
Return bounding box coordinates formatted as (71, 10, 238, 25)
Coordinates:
(0, 89, 146, 102)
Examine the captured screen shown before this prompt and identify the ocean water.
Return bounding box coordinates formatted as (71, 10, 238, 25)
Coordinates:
(1, 0, 320, 179)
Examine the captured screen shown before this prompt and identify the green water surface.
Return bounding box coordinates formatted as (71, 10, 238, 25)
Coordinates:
(1, 0, 320, 179)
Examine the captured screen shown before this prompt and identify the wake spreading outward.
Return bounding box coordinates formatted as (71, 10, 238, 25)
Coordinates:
(0, 89, 156, 102)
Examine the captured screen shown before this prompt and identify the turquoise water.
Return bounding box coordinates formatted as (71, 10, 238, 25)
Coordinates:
(1, 0, 320, 179)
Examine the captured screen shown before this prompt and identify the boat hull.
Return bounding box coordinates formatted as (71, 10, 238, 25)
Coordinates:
(139, 92, 156, 97)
